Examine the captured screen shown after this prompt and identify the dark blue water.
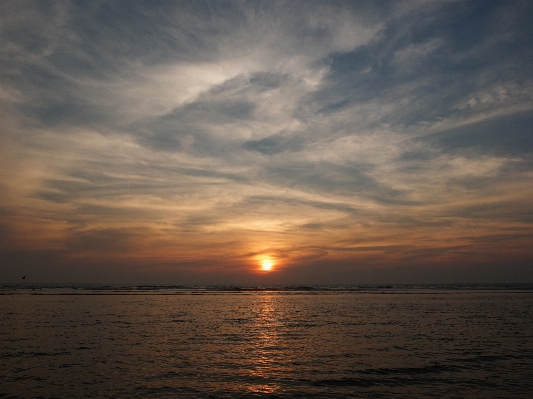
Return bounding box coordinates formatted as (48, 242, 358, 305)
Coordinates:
(1, 285, 532, 398)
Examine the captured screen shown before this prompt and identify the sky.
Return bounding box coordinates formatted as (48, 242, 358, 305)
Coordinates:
(1, 0, 532, 285)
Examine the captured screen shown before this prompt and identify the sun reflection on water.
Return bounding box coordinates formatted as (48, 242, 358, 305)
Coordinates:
(246, 294, 282, 394)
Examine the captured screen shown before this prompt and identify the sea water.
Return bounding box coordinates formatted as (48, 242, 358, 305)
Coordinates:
(1, 285, 532, 398)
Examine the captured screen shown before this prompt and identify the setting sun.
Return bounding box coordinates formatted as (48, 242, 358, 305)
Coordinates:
(261, 259, 274, 271)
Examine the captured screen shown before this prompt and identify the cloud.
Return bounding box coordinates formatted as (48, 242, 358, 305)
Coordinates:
(243, 132, 305, 155)
(1, 0, 532, 283)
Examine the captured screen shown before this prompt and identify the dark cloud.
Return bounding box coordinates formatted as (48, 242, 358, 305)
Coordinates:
(242, 195, 361, 217)
(243, 133, 305, 155)
(423, 111, 533, 155)
(260, 162, 414, 205)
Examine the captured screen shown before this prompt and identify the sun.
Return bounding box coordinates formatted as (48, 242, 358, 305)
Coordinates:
(261, 259, 274, 271)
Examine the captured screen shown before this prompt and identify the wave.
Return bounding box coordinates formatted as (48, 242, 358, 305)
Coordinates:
(1, 283, 533, 295)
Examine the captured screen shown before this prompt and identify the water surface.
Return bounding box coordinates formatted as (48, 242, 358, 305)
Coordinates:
(1, 285, 532, 398)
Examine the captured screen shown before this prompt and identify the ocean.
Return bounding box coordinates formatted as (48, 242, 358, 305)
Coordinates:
(1, 284, 532, 398)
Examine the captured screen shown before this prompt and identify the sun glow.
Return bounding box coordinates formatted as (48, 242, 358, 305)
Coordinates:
(261, 259, 274, 271)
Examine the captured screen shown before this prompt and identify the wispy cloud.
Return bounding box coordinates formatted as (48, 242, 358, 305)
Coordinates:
(1, 0, 532, 283)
